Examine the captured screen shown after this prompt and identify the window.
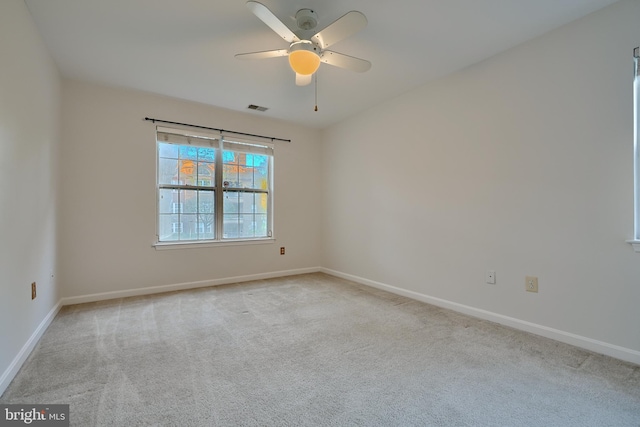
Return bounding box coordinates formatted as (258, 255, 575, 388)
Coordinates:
(156, 127, 273, 245)
(630, 47, 640, 252)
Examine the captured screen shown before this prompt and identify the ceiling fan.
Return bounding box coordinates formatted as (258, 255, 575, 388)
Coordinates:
(235, 1, 371, 86)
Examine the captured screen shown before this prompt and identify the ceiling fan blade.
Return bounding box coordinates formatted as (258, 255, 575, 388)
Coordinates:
(235, 49, 289, 60)
(311, 11, 367, 50)
(295, 73, 313, 86)
(321, 51, 371, 73)
(246, 1, 299, 44)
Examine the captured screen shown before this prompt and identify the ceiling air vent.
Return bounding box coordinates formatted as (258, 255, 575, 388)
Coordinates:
(247, 104, 269, 112)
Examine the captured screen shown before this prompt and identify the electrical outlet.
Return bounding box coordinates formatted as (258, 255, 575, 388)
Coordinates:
(486, 270, 496, 284)
(526, 276, 538, 293)
(31, 282, 37, 300)
(280, 247, 285, 255)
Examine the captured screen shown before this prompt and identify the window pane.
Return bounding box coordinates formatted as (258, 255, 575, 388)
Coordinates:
(197, 162, 215, 187)
(198, 191, 215, 239)
(158, 158, 178, 185)
(180, 214, 198, 240)
(223, 191, 240, 238)
(244, 213, 268, 238)
(223, 164, 239, 187)
(223, 214, 240, 239)
(254, 213, 268, 237)
(223, 191, 240, 213)
(199, 191, 214, 213)
(239, 214, 254, 238)
(238, 167, 254, 188)
(232, 213, 268, 238)
(159, 214, 179, 241)
(223, 151, 238, 164)
(255, 166, 268, 190)
(197, 147, 215, 162)
(232, 193, 268, 214)
(179, 146, 198, 160)
(225, 214, 267, 238)
(246, 154, 268, 168)
(239, 192, 255, 213)
(182, 190, 197, 213)
(179, 160, 196, 186)
(158, 143, 178, 159)
(158, 189, 174, 214)
(255, 193, 268, 214)
(245, 153, 256, 167)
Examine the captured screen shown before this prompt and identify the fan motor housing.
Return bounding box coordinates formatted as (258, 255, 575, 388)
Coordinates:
(295, 9, 318, 31)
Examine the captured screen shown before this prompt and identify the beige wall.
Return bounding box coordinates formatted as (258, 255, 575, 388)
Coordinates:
(0, 0, 61, 391)
(59, 80, 322, 298)
(321, 0, 640, 361)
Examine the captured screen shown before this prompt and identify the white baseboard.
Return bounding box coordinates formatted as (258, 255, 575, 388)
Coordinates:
(321, 268, 640, 366)
(61, 267, 322, 306)
(0, 300, 63, 396)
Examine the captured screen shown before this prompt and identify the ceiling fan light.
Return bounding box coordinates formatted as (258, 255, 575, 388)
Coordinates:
(288, 42, 320, 75)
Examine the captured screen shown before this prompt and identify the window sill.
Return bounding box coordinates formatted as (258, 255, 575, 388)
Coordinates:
(626, 240, 640, 252)
(153, 238, 274, 250)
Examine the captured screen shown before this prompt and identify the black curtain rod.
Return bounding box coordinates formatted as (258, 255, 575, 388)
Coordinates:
(144, 117, 291, 143)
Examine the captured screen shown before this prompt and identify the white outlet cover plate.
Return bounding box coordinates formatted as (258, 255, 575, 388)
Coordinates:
(486, 270, 496, 284)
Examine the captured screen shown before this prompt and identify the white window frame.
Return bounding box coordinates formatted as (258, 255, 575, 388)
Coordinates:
(154, 126, 274, 249)
(629, 48, 640, 251)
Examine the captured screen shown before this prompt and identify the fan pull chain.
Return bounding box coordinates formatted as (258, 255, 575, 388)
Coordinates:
(314, 73, 318, 112)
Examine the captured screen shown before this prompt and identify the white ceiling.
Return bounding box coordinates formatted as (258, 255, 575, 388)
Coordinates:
(24, 0, 618, 129)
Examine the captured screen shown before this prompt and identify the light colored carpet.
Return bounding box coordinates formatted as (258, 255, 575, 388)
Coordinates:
(1, 273, 639, 426)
